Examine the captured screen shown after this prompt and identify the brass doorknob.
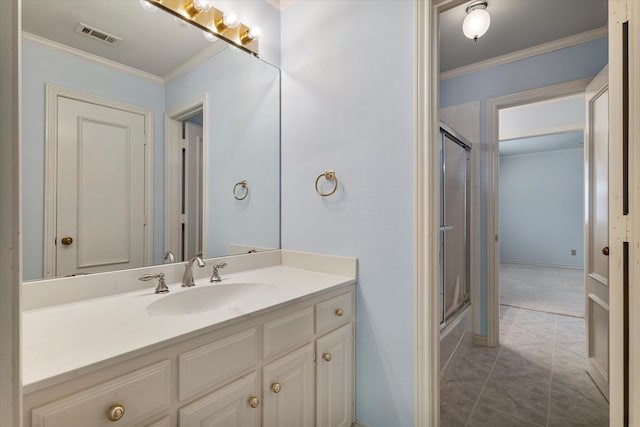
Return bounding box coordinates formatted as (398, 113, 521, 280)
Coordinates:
(60, 236, 73, 246)
(323, 353, 332, 362)
(271, 382, 282, 393)
(602, 246, 609, 256)
(107, 404, 125, 421)
(335, 308, 344, 317)
(248, 396, 260, 408)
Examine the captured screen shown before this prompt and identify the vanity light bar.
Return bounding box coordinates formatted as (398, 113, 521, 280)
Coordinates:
(147, 0, 260, 55)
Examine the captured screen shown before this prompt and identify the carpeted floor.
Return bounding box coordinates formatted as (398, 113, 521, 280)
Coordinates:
(499, 263, 584, 318)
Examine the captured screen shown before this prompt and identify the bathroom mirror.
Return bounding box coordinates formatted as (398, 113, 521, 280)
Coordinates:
(21, 0, 280, 281)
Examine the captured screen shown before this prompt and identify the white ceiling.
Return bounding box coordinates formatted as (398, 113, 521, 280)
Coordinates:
(440, 0, 608, 72)
(499, 131, 583, 157)
(22, 0, 225, 78)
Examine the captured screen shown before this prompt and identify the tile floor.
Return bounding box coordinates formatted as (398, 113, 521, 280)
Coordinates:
(440, 306, 609, 426)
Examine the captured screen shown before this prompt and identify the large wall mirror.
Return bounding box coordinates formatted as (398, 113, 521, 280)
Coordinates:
(22, 0, 280, 281)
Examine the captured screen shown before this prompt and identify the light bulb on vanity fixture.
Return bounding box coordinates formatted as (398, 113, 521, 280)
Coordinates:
(183, 0, 214, 18)
(215, 11, 240, 32)
(463, 1, 491, 42)
(241, 26, 261, 44)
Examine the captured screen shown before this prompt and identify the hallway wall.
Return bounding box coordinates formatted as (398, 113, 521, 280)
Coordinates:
(440, 37, 608, 334)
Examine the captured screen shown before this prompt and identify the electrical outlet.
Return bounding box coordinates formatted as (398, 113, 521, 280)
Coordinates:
(571, 249, 577, 256)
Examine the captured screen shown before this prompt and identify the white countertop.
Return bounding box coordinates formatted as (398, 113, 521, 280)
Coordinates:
(23, 263, 355, 394)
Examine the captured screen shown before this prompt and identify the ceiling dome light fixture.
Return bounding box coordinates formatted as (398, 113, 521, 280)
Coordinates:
(463, 1, 491, 42)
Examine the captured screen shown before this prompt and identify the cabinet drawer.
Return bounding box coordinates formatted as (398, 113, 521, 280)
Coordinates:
(263, 306, 314, 360)
(142, 416, 170, 427)
(179, 327, 258, 401)
(31, 360, 171, 427)
(179, 372, 260, 427)
(316, 292, 353, 334)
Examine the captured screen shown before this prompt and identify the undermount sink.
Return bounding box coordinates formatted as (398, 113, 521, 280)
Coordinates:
(146, 283, 271, 316)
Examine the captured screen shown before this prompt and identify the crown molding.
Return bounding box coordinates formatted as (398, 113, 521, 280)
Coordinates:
(264, 0, 297, 11)
(440, 26, 608, 81)
(163, 42, 226, 84)
(22, 31, 164, 85)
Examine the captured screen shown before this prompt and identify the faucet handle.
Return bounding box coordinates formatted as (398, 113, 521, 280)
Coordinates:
(210, 262, 227, 282)
(139, 273, 169, 294)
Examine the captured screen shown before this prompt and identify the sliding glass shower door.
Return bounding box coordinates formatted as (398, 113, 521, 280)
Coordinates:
(439, 125, 471, 325)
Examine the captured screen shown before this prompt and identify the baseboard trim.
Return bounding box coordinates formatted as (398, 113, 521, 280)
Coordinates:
(500, 260, 583, 270)
(353, 420, 373, 427)
(472, 333, 491, 347)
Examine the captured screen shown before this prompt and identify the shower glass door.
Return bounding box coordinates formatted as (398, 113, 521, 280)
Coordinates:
(440, 126, 471, 325)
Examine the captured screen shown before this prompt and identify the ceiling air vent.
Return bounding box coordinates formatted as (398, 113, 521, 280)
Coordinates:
(74, 23, 122, 46)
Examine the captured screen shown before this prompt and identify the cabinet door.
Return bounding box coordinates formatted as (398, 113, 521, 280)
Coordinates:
(178, 372, 260, 427)
(263, 343, 314, 427)
(316, 324, 353, 427)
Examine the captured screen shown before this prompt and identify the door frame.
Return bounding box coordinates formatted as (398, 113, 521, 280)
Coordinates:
(415, 1, 639, 426)
(44, 84, 154, 278)
(485, 78, 590, 347)
(164, 94, 208, 260)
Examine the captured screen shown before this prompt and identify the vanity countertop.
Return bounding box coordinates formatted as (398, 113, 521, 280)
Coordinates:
(23, 253, 356, 394)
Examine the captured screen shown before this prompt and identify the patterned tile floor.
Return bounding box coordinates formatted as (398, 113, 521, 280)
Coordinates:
(440, 306, 609, 426)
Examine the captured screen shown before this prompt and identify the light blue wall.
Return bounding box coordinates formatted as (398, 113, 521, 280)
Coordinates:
(21, 40, 166, 280)
(440, 37, 607, 334)
(281, 1, 415, 426)
(500, 149, 584, 268)
(165, 49, 280, 257)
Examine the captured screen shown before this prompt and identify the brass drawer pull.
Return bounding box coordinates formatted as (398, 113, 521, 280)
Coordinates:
(271, 382, 282, 393)
(602, 246, 609, 256)
(60, 236, 73, 246)
(322, 352, 332, 362)
(107, 404, 125, 422)
(335, 308, 344, 317)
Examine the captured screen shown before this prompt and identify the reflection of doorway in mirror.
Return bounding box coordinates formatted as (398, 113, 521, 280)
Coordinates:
(184, 118, 204, 260)
(45, 85, 153, 278)
(165, 98, 207, 263)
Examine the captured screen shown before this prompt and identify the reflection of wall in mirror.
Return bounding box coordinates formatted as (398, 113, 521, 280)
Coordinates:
(21, 39, 166, 280)
(165, 48, 280, 258)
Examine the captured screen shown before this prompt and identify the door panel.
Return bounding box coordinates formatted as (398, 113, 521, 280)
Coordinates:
(57, 96, 146, 277)
(585, 66, 610, 400)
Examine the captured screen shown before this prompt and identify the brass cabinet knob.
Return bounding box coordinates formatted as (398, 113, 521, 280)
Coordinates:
(335, 308, 344, 317)
(602, 246, 609, 256)
(271, 382, 282, 393)
(60, 236, 73, 246)
(248, 396, 260, 408)
(322, 352, 332, 362)
(107, 404, 125, 422)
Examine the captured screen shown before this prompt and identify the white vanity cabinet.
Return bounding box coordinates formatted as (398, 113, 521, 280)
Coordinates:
(25, 285, 355, 427)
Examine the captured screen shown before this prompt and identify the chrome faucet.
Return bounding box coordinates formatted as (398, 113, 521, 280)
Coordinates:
(182, 256, 205, 287)
(210, 262, 227, 282)
(163, 251, 176, 263)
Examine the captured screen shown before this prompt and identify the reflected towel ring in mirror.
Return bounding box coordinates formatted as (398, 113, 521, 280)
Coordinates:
(315, 170, 338, 197)
(233, 180, 249, 200)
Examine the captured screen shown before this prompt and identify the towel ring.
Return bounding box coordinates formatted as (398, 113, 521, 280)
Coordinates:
(315, 170, 338, 197)
(233, 180, 249, 200)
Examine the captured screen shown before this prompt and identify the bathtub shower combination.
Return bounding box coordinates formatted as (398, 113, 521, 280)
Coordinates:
(439, 124, 471, 327)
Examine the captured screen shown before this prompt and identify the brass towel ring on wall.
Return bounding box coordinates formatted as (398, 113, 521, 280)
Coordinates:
(315, 170, 338, 197)
(233, 180, 249, 200)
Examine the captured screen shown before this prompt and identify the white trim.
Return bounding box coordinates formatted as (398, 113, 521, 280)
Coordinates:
(500, 122, 585, 142)
(486, 78, 591, 348)
(415, 1, 441, 426)
(500, 260, 583, 271)
(499, 146, 584, 160)
(164, 95, 208, 261)
(22, 31, 163, 85)
(163, 44, 226, 84)
(44, 84, 154, 278)
(0, 0, 22, 424)
(441, 26, 608, 81)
